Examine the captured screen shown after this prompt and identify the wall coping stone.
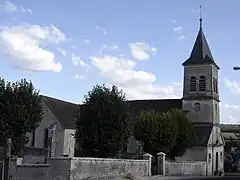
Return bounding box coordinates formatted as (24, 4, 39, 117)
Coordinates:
(16, 164, 51, 167)
(166, 161, 206, 163)
(49, 157, 149, 162)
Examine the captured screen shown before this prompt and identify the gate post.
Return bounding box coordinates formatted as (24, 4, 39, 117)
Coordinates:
(156, 152, 166, 176)
(143, 153, 153, 176)
(3, 139, 12, 180)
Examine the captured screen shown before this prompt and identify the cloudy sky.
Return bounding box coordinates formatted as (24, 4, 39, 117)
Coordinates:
(0, 0, 240, 124)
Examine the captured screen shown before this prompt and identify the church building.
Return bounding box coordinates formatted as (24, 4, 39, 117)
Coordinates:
(25, 14, 224, 176)
(127, 17, 225, 175)
(176, 17, 225, 174)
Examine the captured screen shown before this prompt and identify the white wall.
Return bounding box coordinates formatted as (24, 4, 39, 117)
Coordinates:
(63, 129, 76, 157)
(165, 161, 207, 176)
(25, 100, 65, 157)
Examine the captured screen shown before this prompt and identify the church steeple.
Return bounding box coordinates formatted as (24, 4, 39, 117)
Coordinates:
(182, 7, 219, 69)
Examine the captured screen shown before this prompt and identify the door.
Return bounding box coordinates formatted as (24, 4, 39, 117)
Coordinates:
(215, 152, 219, 172)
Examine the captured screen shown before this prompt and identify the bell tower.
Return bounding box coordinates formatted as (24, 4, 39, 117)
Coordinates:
(182, 11, 220, 125)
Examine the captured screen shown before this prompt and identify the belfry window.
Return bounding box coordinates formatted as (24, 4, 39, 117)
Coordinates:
(189, 76, 197, 92)
(199, 76, 206, 91)
(213, 78, 218, 94)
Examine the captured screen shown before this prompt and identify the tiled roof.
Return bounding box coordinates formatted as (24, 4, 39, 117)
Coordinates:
(127, 99, 182, 123)
(42, 95, 80, 129)
(222, 132, 239, 140)
(41, 96, 182, 130)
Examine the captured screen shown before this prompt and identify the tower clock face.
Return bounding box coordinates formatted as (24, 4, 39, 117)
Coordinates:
(193, 102, 201, 112)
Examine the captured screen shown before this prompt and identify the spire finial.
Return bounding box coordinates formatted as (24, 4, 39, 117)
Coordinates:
(199, 5, 203, 29)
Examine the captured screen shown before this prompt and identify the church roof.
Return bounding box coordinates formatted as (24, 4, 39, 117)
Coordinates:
(182, 19, 219, 69)
(42, 95, 80, 129)
(128, 99, 182, 123)
(41, 96, 182, 130)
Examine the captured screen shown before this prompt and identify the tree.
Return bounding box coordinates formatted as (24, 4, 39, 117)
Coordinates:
(0, 78, 43, 155)
(166, 109, 193, 160)
(134, 108, 193, 159)
(75, 84, 131, 158)
(134, 110, 178, 156)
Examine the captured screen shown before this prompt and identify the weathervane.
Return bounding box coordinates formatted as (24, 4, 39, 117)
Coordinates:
(199, 5, 202, 29)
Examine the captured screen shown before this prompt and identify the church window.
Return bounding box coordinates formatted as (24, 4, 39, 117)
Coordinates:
(215, 104, 218, 120)
(208, 153, 211, 163)
(189, 76, 197, 92)
(213, 78, 218, 94)
(44, 128, 49, 149)
(199, 76, 206, 91)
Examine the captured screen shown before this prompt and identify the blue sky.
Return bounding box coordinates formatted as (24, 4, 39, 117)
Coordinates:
(0, 0, 240, 124)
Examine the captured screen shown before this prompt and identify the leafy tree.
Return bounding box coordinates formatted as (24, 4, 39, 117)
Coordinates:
(134, 110, 178, 156)
(0, 78, 43, 155)
(75, 84, 131, 158)
(166, 109, 193, 160)
(134, 108, 193, 159)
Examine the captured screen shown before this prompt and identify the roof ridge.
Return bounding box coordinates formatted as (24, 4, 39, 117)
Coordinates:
(41, 95, 79, 105)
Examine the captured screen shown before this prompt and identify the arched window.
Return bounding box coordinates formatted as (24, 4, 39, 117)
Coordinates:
(189, 76, 197, 92)
(199, 76, 206, 91)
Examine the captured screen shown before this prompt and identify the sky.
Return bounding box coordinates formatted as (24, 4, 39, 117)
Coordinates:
(0, 0, 240, 124)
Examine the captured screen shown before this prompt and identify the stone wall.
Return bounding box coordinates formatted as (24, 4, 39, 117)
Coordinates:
(9, 158, 51, 180)
(49, 157, 150, 179)
(165, 161, 207, 176)
(9, 154, 151, 180)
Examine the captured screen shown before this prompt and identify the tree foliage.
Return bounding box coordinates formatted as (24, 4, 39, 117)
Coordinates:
(134, 108, 193, 159)
(0, 78, 43, 155)
(166, 109, 193, 159)
(75, 84, 131, 158)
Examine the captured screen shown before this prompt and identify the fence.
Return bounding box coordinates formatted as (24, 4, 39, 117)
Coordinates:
(155, 152, 207, 176)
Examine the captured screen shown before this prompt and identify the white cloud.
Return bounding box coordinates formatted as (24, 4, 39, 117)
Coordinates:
(91, 55, 181, 100)
(57, 47, 66, 56)
(72, 74, 84, 80)
(173, 26, 183, 33)
(0, 24, 65, 72)
(95, 25, 107, 35)
(83, 39, 92, 44)
(177, 35, 185, 41)
(129, 42, 156, 61)
(71, 53, 90, 70)
(224, 78, 240, 94)
(19, 6, 32, 14)
(172, 25, 185, 41)
(102, 44, 119, 49)
(0, 1, 32, 14)
(220, 103, 240, 124)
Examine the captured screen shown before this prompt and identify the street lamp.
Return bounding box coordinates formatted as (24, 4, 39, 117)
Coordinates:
(233, 66, 240, 71)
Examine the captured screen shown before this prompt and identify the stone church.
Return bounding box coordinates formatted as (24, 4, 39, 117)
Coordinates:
(25, 17, 224, 175)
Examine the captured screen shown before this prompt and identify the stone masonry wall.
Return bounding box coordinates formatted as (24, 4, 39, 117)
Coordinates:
(9, 158, 51, 180)
(9, 156, 150, 180)
(69, 157, 149, 179)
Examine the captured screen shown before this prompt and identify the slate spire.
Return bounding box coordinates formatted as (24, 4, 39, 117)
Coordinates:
(182, 6, 219, 69)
